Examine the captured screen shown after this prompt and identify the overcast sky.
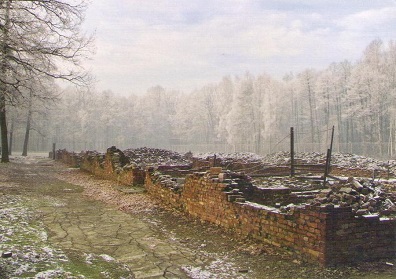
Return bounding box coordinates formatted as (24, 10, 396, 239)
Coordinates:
(82, 0, 396, 95)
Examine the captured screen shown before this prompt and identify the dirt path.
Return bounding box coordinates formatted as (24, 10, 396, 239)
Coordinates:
(0, 155, 395, 278)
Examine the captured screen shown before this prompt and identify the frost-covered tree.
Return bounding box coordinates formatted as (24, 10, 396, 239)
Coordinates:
(384, 41, 396, 155)
(0, 0, 92, 162)
(253, 73, 287, 153)
(135, 86, 177, 148)
(179, 85, 220, 145)
(21, 81, 57, 156)
(216, 76, 234, 144)
(226, 73, 256, 150)
(346, 40, 385, 151)
(297, 69, 320, 144)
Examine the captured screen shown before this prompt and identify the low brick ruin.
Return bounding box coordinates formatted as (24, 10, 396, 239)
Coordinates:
(56, 147, 146, 185)
(54, 147, 396, 266)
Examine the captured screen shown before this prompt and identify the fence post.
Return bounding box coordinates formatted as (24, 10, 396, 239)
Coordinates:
(330, 125, 334, 155)
(52, 143, 56, 160)
(323, 148, 331, 186)
(290, 127, 295, 177)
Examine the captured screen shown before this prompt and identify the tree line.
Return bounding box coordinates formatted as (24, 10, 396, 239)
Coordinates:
(8, 38, 396, 159)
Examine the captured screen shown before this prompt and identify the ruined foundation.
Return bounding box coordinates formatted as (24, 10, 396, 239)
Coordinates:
(54, 148, 396, 266)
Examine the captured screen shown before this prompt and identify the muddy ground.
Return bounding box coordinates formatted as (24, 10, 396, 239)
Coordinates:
(0, 155, 395, 278)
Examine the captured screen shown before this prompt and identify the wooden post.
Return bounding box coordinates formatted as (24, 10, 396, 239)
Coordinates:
(329, 125, 335, 156)
(290, 127, 295, 177)
(323, 148, 331, 187)
(327, 125, 335, 175)
(52, 143, 56, 160)
(323, 127, 335, 187)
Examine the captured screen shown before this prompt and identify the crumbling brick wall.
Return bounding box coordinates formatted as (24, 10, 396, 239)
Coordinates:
(245, 187, 294, 206)
(325, 207, 396, 264)
(55, 148, 145, 186)
(55, 149, 81, 168)
(145, 169, 184, 210)
(79, 151, 104, 174)
(147, 168, 396, 265)
(179, 170, 327, 263)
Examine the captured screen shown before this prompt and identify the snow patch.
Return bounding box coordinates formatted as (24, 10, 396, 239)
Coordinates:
(100, 254, 115, 262)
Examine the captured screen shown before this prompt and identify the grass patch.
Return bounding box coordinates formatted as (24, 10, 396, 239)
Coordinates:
(63, 250, 133, 279)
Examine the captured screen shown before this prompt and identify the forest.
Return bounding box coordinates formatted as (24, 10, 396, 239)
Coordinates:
(8, 39, 396, 159)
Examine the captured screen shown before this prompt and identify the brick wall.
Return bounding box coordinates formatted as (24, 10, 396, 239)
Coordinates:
(178, 170, 328, 263)
(55, 148, 145, 186)
(55, 149, 81, 167)
(146, 167, 396, 265)
(325, 206, 396, 263)
(145, 168, 184, 210)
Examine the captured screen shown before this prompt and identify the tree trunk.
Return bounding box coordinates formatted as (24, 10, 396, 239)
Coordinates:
(8, 116, 14, 155)
(0, 0, 10, 162)
(377, 112, 383, 157)
(22, 108, 32, 156)
(0, 99, 9, 162)
(390, 126, 393, 158)
(307, 78, 315, 144)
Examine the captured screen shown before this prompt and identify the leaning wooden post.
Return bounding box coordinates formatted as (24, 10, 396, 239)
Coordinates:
(323, 148, 331, 187)
(326, 126, 335, 176)
(52, 143, 56, 160)
(290, 127, 295, 177)
(329, 125, 335, 157)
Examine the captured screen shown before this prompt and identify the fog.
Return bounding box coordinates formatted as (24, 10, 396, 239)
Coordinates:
(9, 39, 396, 159)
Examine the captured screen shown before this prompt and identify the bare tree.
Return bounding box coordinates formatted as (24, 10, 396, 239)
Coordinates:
(0, 0, 93, 162)
(21, 83, 54, 156)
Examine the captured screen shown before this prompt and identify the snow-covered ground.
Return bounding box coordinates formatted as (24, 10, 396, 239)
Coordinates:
(0, 195, 83, 278)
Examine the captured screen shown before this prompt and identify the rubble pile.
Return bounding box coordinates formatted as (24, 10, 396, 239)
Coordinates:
(79, 150, 106, 169)
(123, 147, 192, 167)
(194, 152, 272, 174)
(261, 151, 396, 176)
(195, 152, 263, 163)
(254, 176, 317, 190)
(81, 148, 396, 177)
(310, 178, 396, 216)
(194, 151, 396, 174)
(150, 171, 185, 192)
(332, 153, 396, 175)
(261, 151, 292, 165)
(107, 146, 130, 167)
